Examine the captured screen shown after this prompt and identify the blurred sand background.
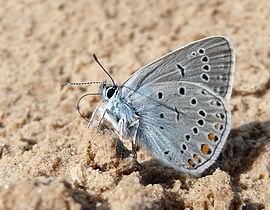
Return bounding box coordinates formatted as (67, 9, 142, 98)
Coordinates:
(0, 0, 270, 209)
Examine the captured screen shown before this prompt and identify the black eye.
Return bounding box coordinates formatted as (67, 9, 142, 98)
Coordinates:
(106, 87, 116, 98)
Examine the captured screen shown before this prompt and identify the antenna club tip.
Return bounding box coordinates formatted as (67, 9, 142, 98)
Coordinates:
(93, 54, 97, 61)
(64, 82, 70, 86)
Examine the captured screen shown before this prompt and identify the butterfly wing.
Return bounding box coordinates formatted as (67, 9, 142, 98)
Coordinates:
(123, 81, 231, 176)
(122, 36, 235, 100)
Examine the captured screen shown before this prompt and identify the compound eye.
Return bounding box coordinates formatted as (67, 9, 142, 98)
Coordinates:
(106, 87, 116, 99)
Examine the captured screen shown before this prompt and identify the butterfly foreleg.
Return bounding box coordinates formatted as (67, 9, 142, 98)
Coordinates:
(130, 119, 140, 159)
(103, 109, 124, 137)
(96, 107, 108, 130)
(118, 118, 125, 142)
(87, 105, 101, 128)
(87, 106, 116, 131)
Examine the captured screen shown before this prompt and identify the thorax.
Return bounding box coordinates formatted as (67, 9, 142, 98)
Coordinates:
(106, 90, 138, 124)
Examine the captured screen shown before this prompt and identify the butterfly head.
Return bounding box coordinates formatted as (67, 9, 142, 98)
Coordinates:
(100, 82, 119, 102)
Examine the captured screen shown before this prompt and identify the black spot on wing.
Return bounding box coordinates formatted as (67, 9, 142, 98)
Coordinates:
(176, 64, 185, 78)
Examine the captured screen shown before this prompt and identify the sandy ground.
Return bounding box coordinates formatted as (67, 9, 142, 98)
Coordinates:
(0, 0, 270, 209)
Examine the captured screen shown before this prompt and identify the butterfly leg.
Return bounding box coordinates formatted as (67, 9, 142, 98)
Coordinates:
(119, 119, 125, 142)
(87, 107, 112, 130)
(96, 107, 108, 130)
(104, 113, 129, 144)
(102, 109, 123, 136)
(130, 119, 140, 159)
(87, 105, 101, 128)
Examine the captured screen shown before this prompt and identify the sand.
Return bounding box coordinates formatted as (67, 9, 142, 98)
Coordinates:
(0, 0, 269, 209)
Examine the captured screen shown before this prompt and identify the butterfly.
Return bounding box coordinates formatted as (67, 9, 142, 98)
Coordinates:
(66, 36, 235, 176)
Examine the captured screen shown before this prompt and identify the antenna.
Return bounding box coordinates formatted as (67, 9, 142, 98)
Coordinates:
(76, 92, 100, 122)
(92, 54, 116, 86)
(64, 81, 102, 86)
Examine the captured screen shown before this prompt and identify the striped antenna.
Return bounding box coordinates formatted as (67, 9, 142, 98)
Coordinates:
(64, 81, 102, 86)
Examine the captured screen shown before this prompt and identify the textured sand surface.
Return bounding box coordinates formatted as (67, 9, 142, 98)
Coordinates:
(0, 1, 270, 209)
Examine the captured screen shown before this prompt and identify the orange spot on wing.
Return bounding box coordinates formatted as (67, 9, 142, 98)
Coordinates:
(193, 154, 199, 161)
(208, 132, 215, 141)
(215, 123, 220, 130)
(188, 159, 194, 167)
(201, 144, 209, 155)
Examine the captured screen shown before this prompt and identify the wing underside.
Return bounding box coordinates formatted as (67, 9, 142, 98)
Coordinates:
(124, 81, 231, 176)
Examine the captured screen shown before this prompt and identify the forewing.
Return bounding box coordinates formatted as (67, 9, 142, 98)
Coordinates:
(124, 81, 231, 176)
(122, 36, 235, 100)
